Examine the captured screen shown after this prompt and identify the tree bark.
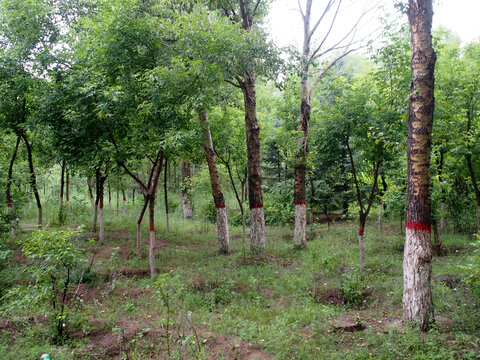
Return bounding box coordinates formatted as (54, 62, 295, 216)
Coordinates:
(21, 132, 42, 226)
(198, 110, 230, 253)
(403, 0, 436, 331)
(181, 159, 193, 219)
(238, 73, 266, 252)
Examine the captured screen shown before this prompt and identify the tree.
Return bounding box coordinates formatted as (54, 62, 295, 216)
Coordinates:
(402, 0, 436, 331)
(292, 0, 374, 247)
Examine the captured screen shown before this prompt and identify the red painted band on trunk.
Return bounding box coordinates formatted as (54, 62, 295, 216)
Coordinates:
(405, 221, 431, 233)
(182, 194, 187, 197)
(166, 210, 169, 214)
(67, 198, 70, 202)
(38, 205, 42, 208)
(7, 204, 12, 208)
(250, 204, 264, 210)
(477, 202, 480, 207)
(123, 197, 126, 202)
(150, 227, 154, 232)
(137, 220, 141, 224)
(294, 202, 307, 206)
(241, 210, 244, 215)
(215, 204, 226, 209)
(358, 229, 364, 235)
(90, 196, 94, 199)
(100, 205, 104, 209)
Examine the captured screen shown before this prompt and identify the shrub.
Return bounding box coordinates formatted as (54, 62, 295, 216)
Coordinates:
(460, 235, 480, 303)
(1, 227, 90, 344)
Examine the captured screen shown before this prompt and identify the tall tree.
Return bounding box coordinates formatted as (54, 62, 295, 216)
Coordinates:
(293, 0, 373, 247)
(403, 0, 436, 331)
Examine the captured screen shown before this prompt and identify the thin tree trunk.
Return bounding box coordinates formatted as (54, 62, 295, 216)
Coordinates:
(358, 215, 366, 274)
(132, 186, 135, 204)
(21, 132, 42, 226)
(309, 175, 315, 228)
(466, 153, 480, 233)
(181, 159, 193, 219)
(87, 178, 95, 210)
(122, 188, 127, 216)
(199, 110, 230, 253)
(148, 195, 156, 279)
(6, 133, 22, 236)
(436, 150, 446, 231)
(66, 168, 70, 216)
(164, 159, 170, 234)
(403, 0, 436, 331)
(93, 171, 99, 232)
(136, 195, 149, 257)
(99, 176, 106, 245)
(60, 160, 65, 206)
(432, 219, 441, 256)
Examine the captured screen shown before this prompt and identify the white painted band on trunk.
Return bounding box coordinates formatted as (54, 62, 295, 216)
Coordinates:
(216, 207, 230, 253)
(182, 197, 193, 219)
(250, 207, 266, 251)
(294, 204, 307, 247)
(403, 227, 434, 327)
(358, 234, 365, 272)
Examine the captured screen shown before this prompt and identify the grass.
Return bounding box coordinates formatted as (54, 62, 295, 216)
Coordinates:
(1, 200, 479, 359)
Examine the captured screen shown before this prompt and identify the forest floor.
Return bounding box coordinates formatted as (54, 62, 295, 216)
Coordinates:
(1, 212, 479, 360)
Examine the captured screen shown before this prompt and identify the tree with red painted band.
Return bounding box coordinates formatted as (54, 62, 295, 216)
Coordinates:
(403, 0, 436, 331)
(198, 109, 230, 253)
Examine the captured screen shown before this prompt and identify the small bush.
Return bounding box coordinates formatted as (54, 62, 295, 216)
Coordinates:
(460, 235, 480, 303)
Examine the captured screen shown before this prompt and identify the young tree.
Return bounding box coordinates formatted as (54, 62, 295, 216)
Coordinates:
(292, 0, 374, 247)
(402, 0, 436, 331)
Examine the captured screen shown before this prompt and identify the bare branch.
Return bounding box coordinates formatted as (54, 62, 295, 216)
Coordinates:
(309, 0, 335, 38)
(297, 0, 306, 22)
(225, 79, 241, 88)
(308, 48, 356, 99)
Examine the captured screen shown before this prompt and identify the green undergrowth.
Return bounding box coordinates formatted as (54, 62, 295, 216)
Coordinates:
(1, 208, 479, 359)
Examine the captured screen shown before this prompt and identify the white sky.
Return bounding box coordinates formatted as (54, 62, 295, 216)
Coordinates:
(266, 0, 480, 49)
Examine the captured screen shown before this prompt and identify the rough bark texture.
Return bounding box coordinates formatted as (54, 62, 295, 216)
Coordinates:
(239, 73, 266, 252)
(199, 110, 230, 253)
(294, 204, 307, 247)
(21, 132, 42, 225)
(294, 100, 310, 247)
(181, 159, 193, 219)
(403, 0, 436, 331)
(149, 195, 156, 280)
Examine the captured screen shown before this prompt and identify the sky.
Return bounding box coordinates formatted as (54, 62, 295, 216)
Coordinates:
(266, 0, 480, 50)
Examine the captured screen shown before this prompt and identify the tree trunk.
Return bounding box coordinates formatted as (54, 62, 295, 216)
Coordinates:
(88, 178, 95, 210)
(60, 160, 65, 206)
(432, 220, 441, 256)
(66, 168, 70, 216)
(132, 186, 135, 204)
(239, 73, 266, 252)
(136, 194, 149, 257)
(93, 172, 99, 232)
(6, 133, 22, 236)
(164, 158, 170, 234)
(148, 195, 156, 280)
(21, 132, 42, 226)
(99, 177, 105, 245)
(122, 188, 127, 216)
(198, 110, 230, 253)
(181, 159, 193, 219)
(358, 215, 366, 273)
(294, 99, 310, 248)
(403, 0, 436, 331)
(466, 154, 480, 233)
